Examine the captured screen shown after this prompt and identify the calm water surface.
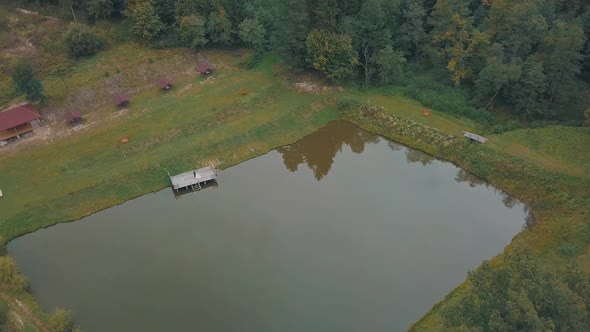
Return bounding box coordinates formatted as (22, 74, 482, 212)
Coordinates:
(9, 121, 525, 332)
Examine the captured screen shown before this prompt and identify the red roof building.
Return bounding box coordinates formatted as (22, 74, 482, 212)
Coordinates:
(0, 103, 41, 141)
(197, 62, 212, 75)
(113, 93, 129, 107)
(157, 77, 173, 90)
(64, 109, 82, 124)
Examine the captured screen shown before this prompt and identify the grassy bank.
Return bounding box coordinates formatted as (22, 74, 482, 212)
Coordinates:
(0, 42, 589, 330)
(344, 104, 590, 330)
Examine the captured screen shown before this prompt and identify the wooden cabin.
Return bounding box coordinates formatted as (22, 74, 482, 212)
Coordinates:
(113, 93, 129, 108)
(157, 77, 174, 91)
(64, 109, 82, 124)
(0, 103, 41, 141)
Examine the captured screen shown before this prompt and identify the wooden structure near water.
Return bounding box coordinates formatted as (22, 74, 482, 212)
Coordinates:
(463, 131, 488, 143)
(169, 165, 218, 192)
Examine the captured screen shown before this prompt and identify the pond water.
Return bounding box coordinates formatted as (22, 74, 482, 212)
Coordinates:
(9, 121, 525, 332)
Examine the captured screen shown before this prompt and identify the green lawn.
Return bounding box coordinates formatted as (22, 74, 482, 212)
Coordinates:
(0, 50, 342, 239)
(487, 126, 590, 179)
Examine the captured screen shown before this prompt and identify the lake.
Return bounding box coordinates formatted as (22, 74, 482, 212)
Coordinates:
(9, 121, 525, 332)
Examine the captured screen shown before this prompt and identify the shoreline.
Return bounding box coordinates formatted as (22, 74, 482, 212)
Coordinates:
(0, 65, 587, 331)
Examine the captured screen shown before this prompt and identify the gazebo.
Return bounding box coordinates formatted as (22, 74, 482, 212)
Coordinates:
(112, 93, 129, 108)
(197, 62, 212, 76)
(64, 110, 82, 124)
(157, 77, 174, 91)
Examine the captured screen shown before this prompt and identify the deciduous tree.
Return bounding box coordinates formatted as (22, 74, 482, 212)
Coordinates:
(238, 18, 266, 51)
(305, 29, 357, 82)
(345, 0, 392, 85)
(375, 46, 406, 84)
(430, 0, 488, 85)
(86, 0, 113, 22)
(126, 0, 164, 41)
(177, 15, 208, 50)
(207, 7, 234, 46)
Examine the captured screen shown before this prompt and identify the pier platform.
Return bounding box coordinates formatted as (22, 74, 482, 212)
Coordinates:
(169, 165, 217, 192)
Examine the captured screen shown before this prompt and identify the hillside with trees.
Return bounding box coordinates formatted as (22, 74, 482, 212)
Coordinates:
(12, 0, 589, 122)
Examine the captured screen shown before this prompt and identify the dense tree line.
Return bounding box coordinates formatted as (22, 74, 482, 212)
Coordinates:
(15, 0, 590, 120)
(443, 250, 590, 331)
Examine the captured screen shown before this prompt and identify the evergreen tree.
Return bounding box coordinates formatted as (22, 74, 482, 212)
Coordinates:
(543, 19, 585, 110)
(399, 0, 427, 60)
(12, 61, 45, 103)
(275, 0, 309, 69)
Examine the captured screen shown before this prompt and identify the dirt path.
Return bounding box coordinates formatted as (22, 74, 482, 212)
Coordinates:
(0, 292, 49, 332)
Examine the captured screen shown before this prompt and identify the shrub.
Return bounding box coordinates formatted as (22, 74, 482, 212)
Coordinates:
(151, 31, 184, 49)
(237, 52, 262, 69)
(0, 256, 28, 291)
(491, 120, 524, 134)
(336, 97, 364, 111)
(48, 308, 76, 332)
(559, 242, 579, 257)
(64, 23, 102, 58)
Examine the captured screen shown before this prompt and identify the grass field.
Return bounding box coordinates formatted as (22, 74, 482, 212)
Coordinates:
(0, 21, 589, 331)
(0, 50, 343, 239)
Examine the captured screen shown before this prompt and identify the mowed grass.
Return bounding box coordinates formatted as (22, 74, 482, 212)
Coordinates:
(487, 126, 590, 179)
(0, 50, 336, 239)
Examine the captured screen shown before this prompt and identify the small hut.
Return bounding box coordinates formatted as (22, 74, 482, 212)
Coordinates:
(157, 77, 174, 91)
(197, 62, 212, 76)
(113, 93, 129, 108)
(64, 110, 82, 124)
(0, 103, 42, 141)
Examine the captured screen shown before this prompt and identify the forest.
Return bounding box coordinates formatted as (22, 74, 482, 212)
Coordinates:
(13, 0, 590, 123)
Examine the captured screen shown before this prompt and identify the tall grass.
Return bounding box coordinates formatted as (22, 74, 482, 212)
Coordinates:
(399, 78, 493, 125)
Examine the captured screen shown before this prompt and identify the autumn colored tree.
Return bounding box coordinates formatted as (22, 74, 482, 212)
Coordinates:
(305, 29, 357, 82)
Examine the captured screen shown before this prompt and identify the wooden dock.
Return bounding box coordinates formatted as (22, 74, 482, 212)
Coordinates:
(169, 165, 218, 192)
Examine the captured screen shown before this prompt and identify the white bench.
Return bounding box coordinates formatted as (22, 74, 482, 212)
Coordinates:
(463, 132, 487, 143)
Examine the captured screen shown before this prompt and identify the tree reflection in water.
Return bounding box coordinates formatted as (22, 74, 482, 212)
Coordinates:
(454, 169, 489, 188)
(279, 121, 523, 213)
(276, 121, 379, 180)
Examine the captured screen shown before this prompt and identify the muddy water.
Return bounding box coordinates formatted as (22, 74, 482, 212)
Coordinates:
(9, 121, 525, 332)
